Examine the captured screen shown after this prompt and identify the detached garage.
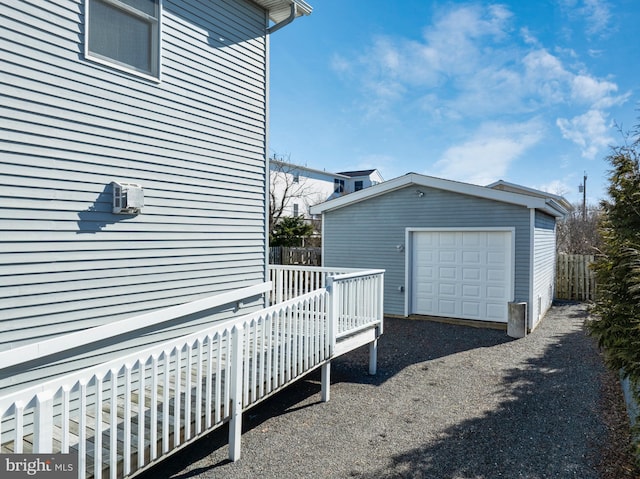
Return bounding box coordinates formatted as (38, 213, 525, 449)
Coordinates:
(310, 173, 571, 331)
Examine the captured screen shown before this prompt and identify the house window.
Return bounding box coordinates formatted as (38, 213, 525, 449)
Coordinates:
(334, 179, 345, 193)
(293, 203, 299, 216)
(354, 180, 364, 191)
(293, 173, 300, 183)
(86, 0, 161, 79)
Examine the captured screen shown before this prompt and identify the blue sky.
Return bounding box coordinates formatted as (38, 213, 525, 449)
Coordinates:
(268, 0, 640, 206)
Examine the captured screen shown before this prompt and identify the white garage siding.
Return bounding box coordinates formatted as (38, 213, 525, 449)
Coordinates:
(531, 211, 557, 329)
(408, 229, 514, 322)
(0, 0, 269, 390)
(321, 186, 532, 317)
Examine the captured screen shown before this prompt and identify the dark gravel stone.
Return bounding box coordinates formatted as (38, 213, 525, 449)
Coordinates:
(138, 302, 635, 479)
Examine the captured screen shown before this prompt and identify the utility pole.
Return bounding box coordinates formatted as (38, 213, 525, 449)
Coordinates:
(578, 171, 587, 220)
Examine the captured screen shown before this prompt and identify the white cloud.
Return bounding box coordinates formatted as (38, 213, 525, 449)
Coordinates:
(558, 0, 613, 37)
(428, 121, 544, 185)
(582, 0, 613, 36)
(556, 109, 613, 159)
(570, 74, 628, 108)
(332, 2, 628, 164)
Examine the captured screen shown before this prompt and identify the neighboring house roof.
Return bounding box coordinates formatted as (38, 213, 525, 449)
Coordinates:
(310, 172, 571, 218)
(338, 169, 378, 177)
(271, 159, 351, 179)
(253, 0, 313, 24)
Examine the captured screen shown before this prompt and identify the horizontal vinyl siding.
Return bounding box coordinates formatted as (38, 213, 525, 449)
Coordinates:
(0, 0, 268, 389)
(322, 186, 532, 316)
(532, 211, 557, 327)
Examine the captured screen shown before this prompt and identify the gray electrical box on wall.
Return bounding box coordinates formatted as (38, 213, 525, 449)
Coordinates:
(112, 181, 144, 214)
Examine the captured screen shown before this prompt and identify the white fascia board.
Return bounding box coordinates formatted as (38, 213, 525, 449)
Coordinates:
(487, 179, 573, 213)
(310, 172, 566, 217)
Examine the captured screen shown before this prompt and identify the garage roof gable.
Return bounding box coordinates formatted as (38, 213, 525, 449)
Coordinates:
(309, 172, 570, 218)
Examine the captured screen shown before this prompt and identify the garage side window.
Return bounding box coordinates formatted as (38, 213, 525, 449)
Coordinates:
(86, 0, 161, 80)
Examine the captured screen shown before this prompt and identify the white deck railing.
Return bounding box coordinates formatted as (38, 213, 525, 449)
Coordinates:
(0, 267, 384, 479)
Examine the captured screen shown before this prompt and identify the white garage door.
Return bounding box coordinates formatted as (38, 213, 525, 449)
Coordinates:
(411, 230, 513, 322)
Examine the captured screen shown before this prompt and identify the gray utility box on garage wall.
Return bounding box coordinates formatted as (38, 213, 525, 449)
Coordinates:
(507, 302, 528, 338)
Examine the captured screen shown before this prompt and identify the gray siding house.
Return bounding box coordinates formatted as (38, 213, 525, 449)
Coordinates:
(310, 173, 570, 331)
(0, 0, 311, 392)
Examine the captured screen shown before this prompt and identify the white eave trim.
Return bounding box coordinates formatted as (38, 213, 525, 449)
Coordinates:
(310, 172, 569, 218)
(253, 0, 312, 24)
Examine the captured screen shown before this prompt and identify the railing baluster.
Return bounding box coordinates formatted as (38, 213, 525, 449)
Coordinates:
(173, 347, 181, 448)
(195, 339, 203, 435)
(108, 370, 117, 479)
(79, 381, 87, 479)
(265, 313, 273, 395)
(14, 402, 24, 453)
(33, 391, 54, 453)
(249, 320, 257, 403)
(137, 360, 146, 469)
(162, 352, 170, 454)
(185, 343, 192, 441)
(150, 355, 159, 461)
(259, 316, 266, 398)
(215, 333, 223, 424)
(223, 330, 231, 421)
(93, 375, 103, 479)
(124, 364, 132, 476)
(61, 387, 70, 454)
(206, 336, 214, 429)
(242, 323, 250, 407)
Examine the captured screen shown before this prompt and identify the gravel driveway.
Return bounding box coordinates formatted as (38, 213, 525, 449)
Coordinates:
(139, 302, 634, 479)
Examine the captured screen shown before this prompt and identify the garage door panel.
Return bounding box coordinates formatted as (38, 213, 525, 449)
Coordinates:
(462, 284, 481, 297)
(462, 251, 481, 263)
(438, 233, 457, 246)
(487, 268, 506, 281)
(462, 302, 481, 317)
(412, 230, 512, 322)
(462, 232, 482, 246)
(486, 303, 506, 320)
(439, 283, 457, 295)
(438, 267, 457, 279)
(463, 268, 481, 280)
(487, 285, 506, 299)
(487, 233, 508, 247)
(438, 251, 457, 263)
(438, 300, 457, 315)
(487, 251, 506, 264)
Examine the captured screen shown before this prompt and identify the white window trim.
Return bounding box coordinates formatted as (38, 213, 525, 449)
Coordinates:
(84, 0, 163, 82)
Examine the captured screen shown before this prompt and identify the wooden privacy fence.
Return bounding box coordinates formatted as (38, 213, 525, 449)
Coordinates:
(269, 247, 321, 266)
(556, 253, 596, 301)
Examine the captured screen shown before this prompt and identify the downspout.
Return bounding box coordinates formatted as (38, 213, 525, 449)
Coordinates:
(268, 3, 297, 34)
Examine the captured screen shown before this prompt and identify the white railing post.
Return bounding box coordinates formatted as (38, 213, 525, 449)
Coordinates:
(322, 276, 340, 402)
(369, 273, 384, 375)
(326, 276, 338, 355)
(33, 391, 54, 453)
(229, 325, 244, 462)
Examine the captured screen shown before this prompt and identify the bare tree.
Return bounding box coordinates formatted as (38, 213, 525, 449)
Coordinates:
(556, 203, 603, 254)
(269, 155, 324, 234)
